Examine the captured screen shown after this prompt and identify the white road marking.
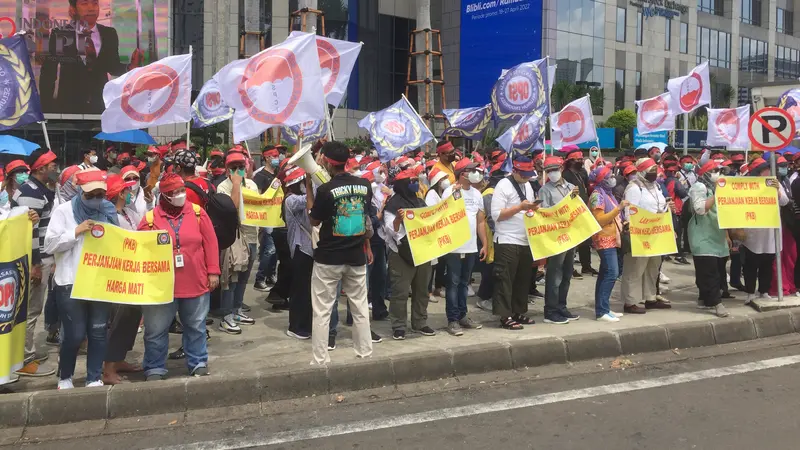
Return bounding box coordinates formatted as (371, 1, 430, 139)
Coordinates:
(151, 355, 800, 450)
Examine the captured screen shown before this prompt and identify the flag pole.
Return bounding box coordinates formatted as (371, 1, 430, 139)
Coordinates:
(39, 121, 51, 150)
(546, 55, 556, 155)
(402, 94, 438, 145)
(324, 105, 334, 141)
(186, 46, 193, 148)
(683, 113, 688, 156)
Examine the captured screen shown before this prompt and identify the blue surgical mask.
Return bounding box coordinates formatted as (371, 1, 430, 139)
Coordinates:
(14, 172, 29, 185)
(408, 181, 420, 193)
(0, 190, 8, 207)
(779, 167, 789, 177)
(270, 158, 280, 168)
(83, 197, 104, 210)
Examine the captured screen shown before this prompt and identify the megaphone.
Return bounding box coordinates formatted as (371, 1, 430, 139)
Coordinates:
(288, 143, 330, 187)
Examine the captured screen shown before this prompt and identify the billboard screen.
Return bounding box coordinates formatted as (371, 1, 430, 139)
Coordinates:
(459, 0, 543, 108)
(0, 0, 169, 116)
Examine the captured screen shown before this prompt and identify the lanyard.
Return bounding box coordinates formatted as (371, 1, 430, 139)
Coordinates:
(167, 215, 184, 251)
(120, 210, 134, 228)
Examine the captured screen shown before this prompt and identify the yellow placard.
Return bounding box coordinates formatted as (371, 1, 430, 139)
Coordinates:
(715, 176, 780, 229)
(0, 214, 32, 384)
(403, 193, 471, 266)
(524, 195, 601, 260)
(72, 223, 174, 305)
(241, 181, 285, 227)
(628, 207, 678, 257)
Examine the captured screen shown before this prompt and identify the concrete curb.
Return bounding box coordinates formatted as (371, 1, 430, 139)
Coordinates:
(2, 310, 798, 428)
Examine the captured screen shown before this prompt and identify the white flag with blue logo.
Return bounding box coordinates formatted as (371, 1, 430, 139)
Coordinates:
(191, 78, 234, 128)
(358, 96, 435, 163)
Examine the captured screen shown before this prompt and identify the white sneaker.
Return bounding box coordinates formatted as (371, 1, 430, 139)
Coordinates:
(476, 299, 492, 311)
(760, 293, 773, 300)
(597, 313, 620, 322)
(610, 311, 624, 318)
(368, 303, 373, 310)
(86, 380, 104, 388)
(219, 315, 242, 334)
(714, 304, 730, 318)
(745, 293, 757, 305)
(467, 286, 476, 297)
(57, 378, 74, 390)
(659, 272, 671, 284)
(428, 293, 439, 303)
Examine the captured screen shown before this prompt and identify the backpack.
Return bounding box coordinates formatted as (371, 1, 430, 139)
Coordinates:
(184, 181, 240, 250)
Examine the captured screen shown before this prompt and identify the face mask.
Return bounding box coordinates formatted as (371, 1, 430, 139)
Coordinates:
(408, 181, 420, 193)
(270, 158, 280, 168)
(371, 182, 379, 192)
(547, 171, 562, 183)
(129, 183, 140, 193)
(119, 159, 131, 167)
(628, 174, 637, 182)
(652, 155, 661, 163)
(229, 168, 246, 177)
(147, 156, 157, 164)
(355, 155, 363, 162)
(168, 192, 187, 207)
(124, 192, 133, 205)
(47, 169, 60, 183)
(467, 171, 484, 184)
(14, 172, 29, 185)
(683, 163, 694, 172)
(779, 167, 789, 177)
(419, 174, 429, 186)
(0, 190, 8, 207)
(376, 173, 386, 184)
(709, 172, 721, 183)
(645, 172, 658, 182)
(89, 155, 98, 164)
(590, 151, 599, 158)
(605, 177, 617, 188)
(299, 184, 307, 194)
(83, 197, 104, 210)
(439, 179, 451, 191)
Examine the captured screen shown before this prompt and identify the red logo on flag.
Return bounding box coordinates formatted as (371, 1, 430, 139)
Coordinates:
(205, 91, 222, 109)
(239, 48, 303, 124)
(381, 119, 406, 136)
(504, 76, 532, 106)
(715, 109, 740, 144)
(679, 72, 703, 111)
(514, 123, 532, 144)
(0, 17, 16, 39)
(316, 38, 341, 95)
(121, 64, 181, 123)
(640, 96, 669, 130)
(557, 105, 585, 144)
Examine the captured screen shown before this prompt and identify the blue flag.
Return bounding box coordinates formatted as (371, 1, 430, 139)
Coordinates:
(442, 104, 493, 139)
(280, 119, 329, 145)
(491, 58, 550, 121)
(0, 35, 44, 132)
(358, 97, 435, 163)
(191, 78, 234, 128)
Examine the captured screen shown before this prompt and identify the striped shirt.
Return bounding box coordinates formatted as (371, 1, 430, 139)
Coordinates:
(12, 177, 55, 264)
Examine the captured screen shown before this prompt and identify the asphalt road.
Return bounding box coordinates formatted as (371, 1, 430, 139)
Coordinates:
(18, 336, 800, 450)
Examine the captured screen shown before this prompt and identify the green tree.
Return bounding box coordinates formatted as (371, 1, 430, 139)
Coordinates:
(604, 109, 636, 146)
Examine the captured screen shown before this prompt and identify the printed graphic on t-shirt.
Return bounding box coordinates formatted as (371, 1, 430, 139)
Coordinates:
(330, 184, 369, 237)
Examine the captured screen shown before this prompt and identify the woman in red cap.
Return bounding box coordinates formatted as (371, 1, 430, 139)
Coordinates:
(44, 169, 119, 389)
(102, 174, 143, 384)
(137, 173, 220, 380)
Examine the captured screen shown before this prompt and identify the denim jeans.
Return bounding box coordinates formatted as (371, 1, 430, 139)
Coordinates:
(222, 243, 257, 315)
(55, 285, 109, 382)
(544, 248, 575, 318)
(44, 274, 59, 332)
(255, 229, 277, 283)
(142, 293, 210, 376)
(594, 248, 619, 317)
(443, 252, 478, 322)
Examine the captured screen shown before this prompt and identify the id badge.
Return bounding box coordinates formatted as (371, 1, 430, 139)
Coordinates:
(175, 253, 185, 268)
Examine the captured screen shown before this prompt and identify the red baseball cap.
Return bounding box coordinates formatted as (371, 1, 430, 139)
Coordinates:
(59, 165, 81, 186)
(226, 152, 247, 166)
(636, 158, 657, 173)
(697, 160, 722, 177)
(75, 169, 108, 192)
(5, 160, 30, 175)
(454, 158, 479, 176)
(543, 156, 563, 170)
(105, 174, 136, 200)
(394, 169, 417, 181)
(436, 142, 455, 154)
(31, 150, 57, 171)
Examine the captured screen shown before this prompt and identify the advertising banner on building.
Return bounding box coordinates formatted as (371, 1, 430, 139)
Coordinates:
(0, 0, 170, 115)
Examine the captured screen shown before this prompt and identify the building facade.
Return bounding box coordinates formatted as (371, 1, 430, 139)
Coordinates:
(3, 0, 800, 160)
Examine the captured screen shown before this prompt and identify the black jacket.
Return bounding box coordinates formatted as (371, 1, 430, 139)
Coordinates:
(562, 168, 589, 202)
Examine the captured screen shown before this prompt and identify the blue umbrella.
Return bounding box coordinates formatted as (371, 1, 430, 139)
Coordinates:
(94, 130, 157, 145)
(773, 145, 800, 155)
(0, 135, 41, 156)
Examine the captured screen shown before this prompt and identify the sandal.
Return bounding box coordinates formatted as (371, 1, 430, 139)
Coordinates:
(500, 317, 523, 330)
(513, 314, 535, 325)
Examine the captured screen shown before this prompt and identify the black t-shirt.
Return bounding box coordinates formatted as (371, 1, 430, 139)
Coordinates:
(253, 167, 276, 194)
(310, 173, 372, 266)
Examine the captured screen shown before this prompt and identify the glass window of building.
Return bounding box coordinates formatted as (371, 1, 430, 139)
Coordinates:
(636, 12, 643, 45)
(680, 22, 688, 53)
(616, 7, 626, 42)
(776, 45, 800, 79)
(740, 37, 768, 74)
(697, 26, 731, 68)
(635, 71, 642, 100)
(615, 69, 625, 111)
(741, 0, 762, 26)
(173, 0, 204, 91)
(665, 18, 671, 51)
(777, 8, 794, 35)
(698, 0, 723, 15)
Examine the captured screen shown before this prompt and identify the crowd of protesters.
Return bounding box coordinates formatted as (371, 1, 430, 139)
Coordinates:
(0, 136, 793, 389)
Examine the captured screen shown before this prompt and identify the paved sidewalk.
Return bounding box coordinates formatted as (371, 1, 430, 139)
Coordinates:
(4, 257, 766, 393)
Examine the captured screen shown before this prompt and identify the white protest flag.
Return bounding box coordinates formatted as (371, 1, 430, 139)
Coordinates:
(547, 64, 556, 95)
(101, 53, 192, 133)
(635, 92, 676, 135)
(667, 61, 711, 114)
(289, 31, 362, 107)
(550, 96, 597, 149)
(706, 105, 750, 149)
(217, 32, 326, 142)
